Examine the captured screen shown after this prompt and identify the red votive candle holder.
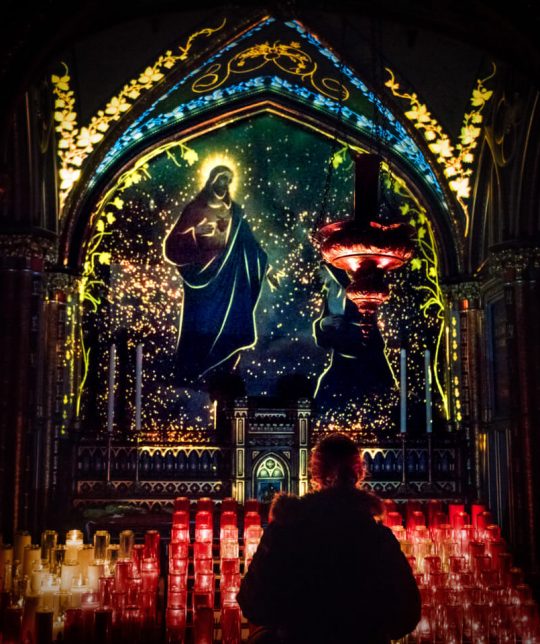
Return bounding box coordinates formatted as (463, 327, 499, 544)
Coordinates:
(426, 499, 443, 526)
(141, 570, 159, 593)
(424, 555, 442, 574)
(197, 498, 214, 513)
(169, 572, 187, 592)
(220, 511, 237, 527)
(193, 591, 213, 610)
(99, 575, 115, 607)
(385, 511, 403, 528)
(195, 557, 213, 575)
(115, 560, 133, 593)
(221, 558, 240, 576)
(194, 606, 214, 644)
(221, 587, 240, 606)
(486, 524, 501, 541)
(144, 530, 160, 561)
(244, 499, 259, 513)
(131, 544, 145, 574)
(471, 503, 486, 527)
(476, 511, 492, 533)
(468, 540, 485, 559)
(63, 608, 83, 644)
(221, 572, 241, 591)
(448, 556, 466, 573)
(167, 590, 188, 609)
(127, 576, 142, 605)
(221, 602, 241, 644)
(195, 525, 213, 544)
(122, 606, 143, 640)
(172, 511, 189, 528)
(94, 607, 112, 643)
(111, 590, 126, 622)
(166, 607, 187, 643)
(194, 542, 212, 560)
(174, 497, 190, 512)
(509, 567, 524, 587)
(171, 526, 190, 544)
(452, 511, 469, 530)
(170, 557, 189, 576)
(448, 503, 465, 524)
(221, 497, 238, 513)
(169, 542, 189, 560)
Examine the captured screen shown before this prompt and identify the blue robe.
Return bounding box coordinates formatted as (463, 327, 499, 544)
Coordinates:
(168, 203, 267, 384)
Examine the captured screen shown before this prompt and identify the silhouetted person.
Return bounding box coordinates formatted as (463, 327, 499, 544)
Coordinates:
(238, 433, 421, 644)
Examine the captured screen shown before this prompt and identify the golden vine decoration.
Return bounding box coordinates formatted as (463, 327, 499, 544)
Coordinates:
(52, 19, 226, 211)
(390, 175, 450, 420)
(385, 64, 496, 237)
(192, 40, 349, 102)
(75, 139, 199, 416)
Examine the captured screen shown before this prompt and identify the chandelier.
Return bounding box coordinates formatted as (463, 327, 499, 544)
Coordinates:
(316, 153, 414, 319)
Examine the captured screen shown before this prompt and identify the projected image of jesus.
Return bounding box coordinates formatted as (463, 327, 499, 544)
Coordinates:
(165, 165, 271, 384)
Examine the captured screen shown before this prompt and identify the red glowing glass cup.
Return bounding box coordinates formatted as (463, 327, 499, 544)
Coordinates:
(221, 587, 240, 606)
(195, 572, 214, 593)
(131, 544, 145, 574)
(94, 607, 112, 642)
(244, 499, 259, 513)
(174, 496, 190, 512)
(194, 542, 212, 560)
(171, 526, 190, 544)
(170, 556, 189, 576)
(195, 557, 213, 575)
(166, 607, 187, 642)
(195, 510, 212, 529)
(220, 511, 237, 528)
(141, 570, 159, 593)
(114, 560, 133, 593)
(221, 603, 241, 644)
(423, 555, 442, 575)
(471, 503, 486, 527)
(221, 558, 240, 576)
(385, 511, 403, 528)
(63, 608, 84, 644)
(448, 503, 465, 525)
(221, 572, 241, 591)
(195, 525, 213, 544)
(99, 575, 115, 607)
(169, 572, 187, 592)
(144, 530, 160, 561)
(111, 590, 126, 622)
(476, 512, 493, 532)
(169, 542, 189, 560)
(486, 524, 501, 542)
(127, 576, 142, 605)
(452, 511, 469, 530)
(167, 590, 188, 609)
(193, 591, 213, 610)
(448, 556, 467, 573)
(196, 498, 214, 513)
(172, 511, 189, 528)
(221, 497, 238, 513)
(194, 606, 215, 644)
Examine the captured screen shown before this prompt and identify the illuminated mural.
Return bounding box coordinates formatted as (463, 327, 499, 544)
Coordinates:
(81, 114, 444, 441)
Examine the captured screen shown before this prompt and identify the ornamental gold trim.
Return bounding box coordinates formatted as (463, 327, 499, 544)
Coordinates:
(192, 40, 349, 102)
(51, 19, 226, 212)
(385, 65, 496, 237)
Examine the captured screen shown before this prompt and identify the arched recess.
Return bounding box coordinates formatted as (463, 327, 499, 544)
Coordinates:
(57, 14, 461, 275)
(55, 14, 464, 437)
(252, 452, 290, 501)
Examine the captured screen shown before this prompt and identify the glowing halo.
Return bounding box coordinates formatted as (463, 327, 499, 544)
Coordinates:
(198, 153, 239, 196)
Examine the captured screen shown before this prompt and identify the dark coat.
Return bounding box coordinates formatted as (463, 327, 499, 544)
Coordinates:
(238, 488, 421, 644)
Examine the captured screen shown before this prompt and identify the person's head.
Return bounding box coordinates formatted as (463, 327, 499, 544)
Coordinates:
(204, 165, 233, 200)
(310, 433, 364, 490)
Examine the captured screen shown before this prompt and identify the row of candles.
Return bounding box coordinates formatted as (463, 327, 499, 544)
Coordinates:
(2, 497, 538, 642)
(165, 497, 262, 643)
(383, 500, 540, 643)
(0, 525, 161, 642)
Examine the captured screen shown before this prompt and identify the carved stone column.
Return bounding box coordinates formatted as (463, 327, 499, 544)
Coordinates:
(39, 271, 80, 531)
(445, 280, 485, 501)
(0, 234, 56, 538)
(487, 245, 540, 575)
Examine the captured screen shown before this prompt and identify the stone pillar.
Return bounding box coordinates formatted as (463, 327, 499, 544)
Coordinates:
(295, 399, 311, 496)
(487, 245, 540, 575)
(0, 235, 55, 539)
(231, 398, 248, 504)
(445, 281, 485, 501)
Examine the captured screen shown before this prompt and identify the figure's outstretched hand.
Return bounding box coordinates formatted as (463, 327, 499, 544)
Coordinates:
(195, 218, 215, 236)
(267, 267, 285, 291)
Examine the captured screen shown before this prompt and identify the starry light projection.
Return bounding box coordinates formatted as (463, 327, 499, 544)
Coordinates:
(83, 114, 444, 442)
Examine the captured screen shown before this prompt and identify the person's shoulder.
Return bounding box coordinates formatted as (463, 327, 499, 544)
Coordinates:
(269, 492, 302, 524)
